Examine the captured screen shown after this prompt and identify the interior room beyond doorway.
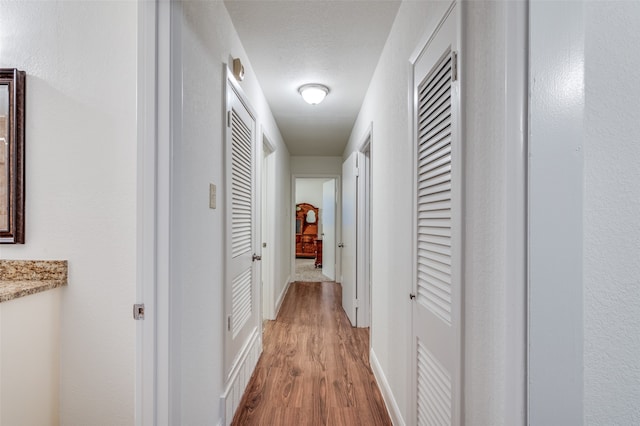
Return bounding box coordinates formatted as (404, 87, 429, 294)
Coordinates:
(294, 178, 336, 282)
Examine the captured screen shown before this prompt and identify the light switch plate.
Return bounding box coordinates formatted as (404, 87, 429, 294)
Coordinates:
(209, 183, 216, 209)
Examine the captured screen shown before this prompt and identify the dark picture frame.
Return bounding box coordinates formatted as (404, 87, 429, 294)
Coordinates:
(0, 68, 26, 244)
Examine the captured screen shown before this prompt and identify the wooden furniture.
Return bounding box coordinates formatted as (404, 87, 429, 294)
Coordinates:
(314, 239, 323, 268)
(295, 203, 319, 258)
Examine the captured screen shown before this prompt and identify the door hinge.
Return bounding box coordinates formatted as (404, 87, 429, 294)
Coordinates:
(227, 315, 232, 331)
(227, 110, 231, 127)
(354, 166, 359, 177)
(451, 51, 458, 82)
(355, 299, 360, 308)
(133, 303, 145, 320)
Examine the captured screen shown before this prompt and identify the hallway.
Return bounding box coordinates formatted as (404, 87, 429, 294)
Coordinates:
(232, 281, 391, 425)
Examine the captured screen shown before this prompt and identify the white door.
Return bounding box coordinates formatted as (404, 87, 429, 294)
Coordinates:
(341, 153, 358, 326)
(225, 76, 260, 376)
(261, 142, 274, 320)
(411, 4, 461, 425)
(322, 179, 336, 280)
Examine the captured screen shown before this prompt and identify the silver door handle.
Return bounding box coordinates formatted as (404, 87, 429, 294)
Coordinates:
(252, 254, 262, 262)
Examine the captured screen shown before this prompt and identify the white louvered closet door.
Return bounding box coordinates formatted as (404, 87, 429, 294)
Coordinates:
(225, 77, 259, 377)
(411, 4, 461, 426)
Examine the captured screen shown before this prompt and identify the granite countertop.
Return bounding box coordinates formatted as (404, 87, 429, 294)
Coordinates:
(0, 260, 68, 303)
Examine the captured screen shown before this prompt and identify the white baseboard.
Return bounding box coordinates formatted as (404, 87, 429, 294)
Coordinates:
(370, 348, 405, 426)
(220, 328, 262, 426)
(274, 276, 291, 317)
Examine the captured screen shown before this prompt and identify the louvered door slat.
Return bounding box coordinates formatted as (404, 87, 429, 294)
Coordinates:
(419, 76, 451, 115)
(419, 97, 452, 132)
(419, 182, 452, 199)
(417, 340, 452, 426)
(418, 117, 451, 145)
(418, 240, 451, 257)
(231, 269, 252, 337)
(417, 49, 454, 329)
(419, 134, 452, 161)
(419, 55, 452, 100)
(231, 105, 253, 260)
(412, 7, 459, 426)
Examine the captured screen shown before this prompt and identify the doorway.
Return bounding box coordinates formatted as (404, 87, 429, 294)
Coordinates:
(341, 133, 372, 328)
(292, 177, 337, 282)
(261, 135, 276, 321)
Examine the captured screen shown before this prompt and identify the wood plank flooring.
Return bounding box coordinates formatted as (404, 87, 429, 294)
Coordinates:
(232, 281, 392, 425)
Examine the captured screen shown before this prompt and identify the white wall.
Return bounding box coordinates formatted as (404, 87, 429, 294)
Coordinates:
(291, 156, 342, 175)
(295, 178, 328, 207)
(528, 2, 640, 423)
(583, 1, 640, 423)
(345, 1, 529, 424)
(271, 140, 292, 314)
(343, 1, 451, 421)
(0, 2, 137, 424)
(174, 2, 290, 423)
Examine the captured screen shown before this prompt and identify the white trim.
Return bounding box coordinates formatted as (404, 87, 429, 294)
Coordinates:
(167, 2, 183, 424)
(504, 1, 528, 424)
(135, 1, 157, 424)
(262, 131, 276, 155)
(354, 125, 372, 328)
(291, 173, 342, 283)
(409, 0, 457, 64)
(274, 277, 291, 318)
(219, 328, 262, 426)
(370, 349, 404, 426)
(135, 0, 174, 424)
(261, 132, 277, 321)
(528, 1, 584, 423)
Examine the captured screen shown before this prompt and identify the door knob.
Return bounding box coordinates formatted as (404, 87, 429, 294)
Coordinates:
(252, 254, 262, 262)
(338, 243, 344, 248)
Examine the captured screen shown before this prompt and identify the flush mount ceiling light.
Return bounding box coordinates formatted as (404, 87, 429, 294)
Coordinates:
(298, 84, 329, 105)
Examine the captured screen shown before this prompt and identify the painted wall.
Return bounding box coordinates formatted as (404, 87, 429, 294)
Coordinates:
(343, 1, 451, 422)
(271, 140, 292, 314)
(345, 1, 530, 424)
(0, 2, 137, 424)
(175, 2, 290, 423)
(291, 155, 342, 175)
(583, 1, 640, 423)
(295, 178, 329, 208)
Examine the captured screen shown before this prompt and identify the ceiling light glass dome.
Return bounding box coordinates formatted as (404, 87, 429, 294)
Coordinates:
(298, 84, 329, 105)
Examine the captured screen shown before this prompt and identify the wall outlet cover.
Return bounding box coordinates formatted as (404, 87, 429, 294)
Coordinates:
(209, 183, 216, 209)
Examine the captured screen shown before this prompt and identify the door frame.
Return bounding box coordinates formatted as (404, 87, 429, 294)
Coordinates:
(136, 0, 174, 424)
(409, 3, 463, 423)
(291, 174, 341, 285)
(354, 125, 373, 329)
(261, 134, 276, 320)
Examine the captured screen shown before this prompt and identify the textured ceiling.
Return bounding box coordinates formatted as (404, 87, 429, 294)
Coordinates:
(224, 0, 401, 156)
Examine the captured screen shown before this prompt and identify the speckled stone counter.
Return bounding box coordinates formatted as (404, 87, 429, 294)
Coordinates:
(0, 260, 67, 303)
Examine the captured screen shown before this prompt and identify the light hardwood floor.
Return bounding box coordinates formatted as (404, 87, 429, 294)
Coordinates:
(232, 281, 392, 425)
